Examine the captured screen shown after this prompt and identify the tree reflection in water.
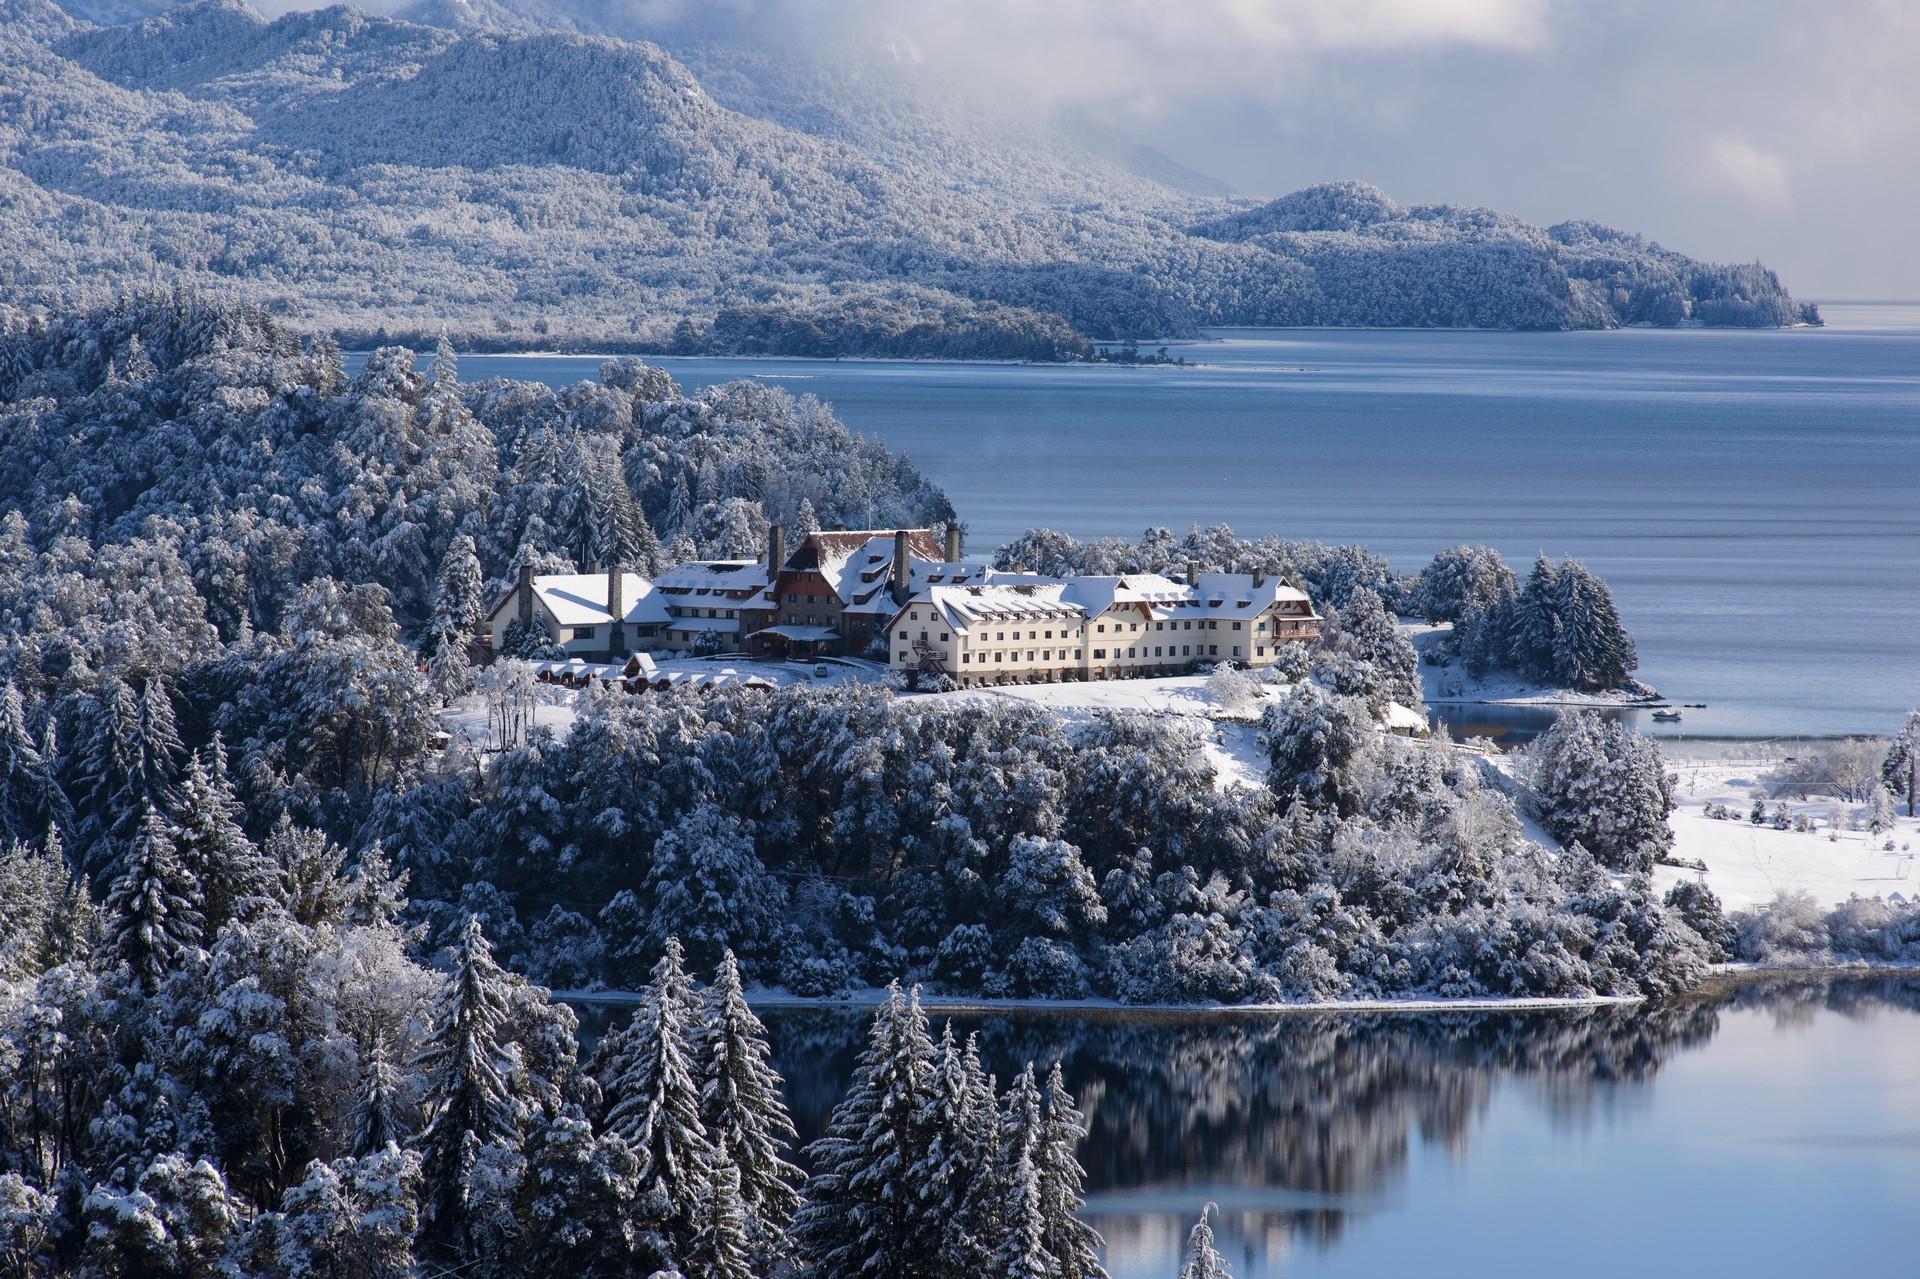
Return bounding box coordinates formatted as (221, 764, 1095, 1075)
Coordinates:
(570, 978, 1920, 1275)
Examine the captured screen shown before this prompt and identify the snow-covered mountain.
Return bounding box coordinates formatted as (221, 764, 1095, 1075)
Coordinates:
(6, 0, 1814, 353)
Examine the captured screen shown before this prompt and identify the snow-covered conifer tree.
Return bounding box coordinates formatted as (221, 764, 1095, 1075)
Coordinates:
(1036, 1063, 1105, 1279)
(698, 951, 802, 1255)
(600, 938, 715, 1263)
(101, 802, 204, 993)
(1883, 710, 1920, 817)
(1177, 1205, 1231, 1279)
(414, 916, 522, 1259)
(793, 983, 938, 1279)
(173, 743, 272, 932)
(0, 681, 67, 844)
(687, 1161, 756, 1279)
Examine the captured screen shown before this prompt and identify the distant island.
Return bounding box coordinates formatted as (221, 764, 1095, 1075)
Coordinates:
(0, 0, 1816, 359)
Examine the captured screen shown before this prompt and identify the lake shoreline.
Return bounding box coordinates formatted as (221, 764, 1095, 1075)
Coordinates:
(554, 963, 1920, 1022)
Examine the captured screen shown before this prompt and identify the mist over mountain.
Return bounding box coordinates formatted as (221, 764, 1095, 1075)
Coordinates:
(5, 0, 1816, 356)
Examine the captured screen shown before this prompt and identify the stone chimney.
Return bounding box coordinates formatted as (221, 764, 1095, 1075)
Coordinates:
(517, 563, 533, 623)
(767, 523, 785, 577)
(944, 524, 961, 563)
(607, 565, 626, 655)
(1253, 567, 1267, 588)
(891, 529, 911, 603)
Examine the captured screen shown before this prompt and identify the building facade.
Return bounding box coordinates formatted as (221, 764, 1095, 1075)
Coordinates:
(886, 570, 1322, 685)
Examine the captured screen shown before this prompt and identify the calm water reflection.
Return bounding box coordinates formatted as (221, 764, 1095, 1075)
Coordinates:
(578, 979, 1920, 1277)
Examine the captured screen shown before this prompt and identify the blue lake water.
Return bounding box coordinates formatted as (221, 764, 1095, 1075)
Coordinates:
(573, 979, 1920, 1279)
(412, 303, 1920, 739)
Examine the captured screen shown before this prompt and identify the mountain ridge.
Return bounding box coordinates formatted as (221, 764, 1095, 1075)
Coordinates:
(5, 0, 1817, 356)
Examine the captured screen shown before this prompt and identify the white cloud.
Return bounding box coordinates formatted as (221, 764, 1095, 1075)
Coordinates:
(1690, 136, 1792, 210)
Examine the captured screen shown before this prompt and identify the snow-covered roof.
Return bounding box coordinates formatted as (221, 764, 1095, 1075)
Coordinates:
(524, 573, 672, 627)
(654, 559, 773, 596)
(904, 569, 1317, 632)
(1384, 701, 1429, 733)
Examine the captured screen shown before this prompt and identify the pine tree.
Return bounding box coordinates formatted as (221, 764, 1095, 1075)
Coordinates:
(73, 672, 183, 871)
(1505, 554, 1562, 682)
(430, 534, 485, 700)
(1883, 710, 1920, 818)
(353, 1033, 405, 1156)
(0, 681, 67, 844)
(698, 951, 802, 1256)
(912, 1024, 987, 1279)
(687, 1161, 756, 1279)
(991, 1141, 1054, 1279)
(1036, 1063, 1105, 1279)
(600, 938, 715, 1263)
(0, 827, 93, 982)
(101, 802, 204, 993)
(1177, 1205, 1231, 1279)
(793, 497, 821, 537)
(793, 983, 938, 1279)
(173, 743, 272, 933)
(415, 916, 521, 1257)
(518, 1104, 662, 1278)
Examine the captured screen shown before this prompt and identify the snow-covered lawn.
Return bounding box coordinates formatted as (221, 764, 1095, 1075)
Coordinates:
(1409, 621, 1660, 708)
(1654, 752, 1919, 912)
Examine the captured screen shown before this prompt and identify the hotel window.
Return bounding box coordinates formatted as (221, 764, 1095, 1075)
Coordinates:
(1094, 649, 1106, 659)
(940, 633, 949, 641)
(1182, 645, 1191, 656)
(898, 652, 908, 662)
(1232, 621, 1242, 631)
(572, 626, 596, 639)
(1154, 646, 1163, 657)
(1097, 624, 1106, 633)
(1233, 646, 1242, 657)
(1209, 645, 1218, 656)
(962, 654, 971, 663)
(898, 630, 907, 639)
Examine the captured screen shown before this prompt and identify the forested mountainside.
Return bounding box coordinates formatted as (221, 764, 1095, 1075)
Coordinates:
(3, 0, 1815, 358)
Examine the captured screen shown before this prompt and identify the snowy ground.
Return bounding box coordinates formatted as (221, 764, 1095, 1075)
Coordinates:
(926, 675, 1283, 792)
(1654, 747, 1919, 912)
(1410, 622, 1662, 707)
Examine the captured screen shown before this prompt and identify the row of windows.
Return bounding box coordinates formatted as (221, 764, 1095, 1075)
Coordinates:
(910, 643, 1249, 666)
(670, 607, 738, 620)
(1093, 619, 1241, 633)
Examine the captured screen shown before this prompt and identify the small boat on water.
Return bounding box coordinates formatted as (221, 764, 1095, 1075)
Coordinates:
(1651, 709, 1683, 722)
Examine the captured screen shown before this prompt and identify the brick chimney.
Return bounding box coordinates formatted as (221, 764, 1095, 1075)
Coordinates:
(517, 563, 533, 624)
(944, 524, 961, 563)
(767, 523, 785, 577)
(891, 529, 911, 603)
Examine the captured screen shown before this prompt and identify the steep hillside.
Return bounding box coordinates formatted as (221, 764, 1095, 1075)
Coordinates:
(7, 0, 1816, 354)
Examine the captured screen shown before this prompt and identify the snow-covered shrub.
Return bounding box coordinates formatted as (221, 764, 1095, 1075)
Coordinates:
(1264, 641, 1313, 683)
(1731, 890, 1832, 962)
(930, 924, 997, 992)
(523, 906, 605, 990)
(1663, 879, 1734, 963)
(1523, 710, 1673, 873)
(1206, 663, 1258, 710)
(991, 937, 1091, 1000)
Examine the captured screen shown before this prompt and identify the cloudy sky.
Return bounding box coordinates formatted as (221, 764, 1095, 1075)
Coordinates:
(855, 0, 1918, 300)
(257, 0, 1918, 298)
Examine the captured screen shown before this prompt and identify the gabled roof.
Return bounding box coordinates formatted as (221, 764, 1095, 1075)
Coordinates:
(523, 573, 672, 627)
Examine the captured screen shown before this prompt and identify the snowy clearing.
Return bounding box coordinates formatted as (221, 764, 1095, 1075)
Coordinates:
(1654, 751, 1919, 912)
(1410, 621, 1661, 707)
